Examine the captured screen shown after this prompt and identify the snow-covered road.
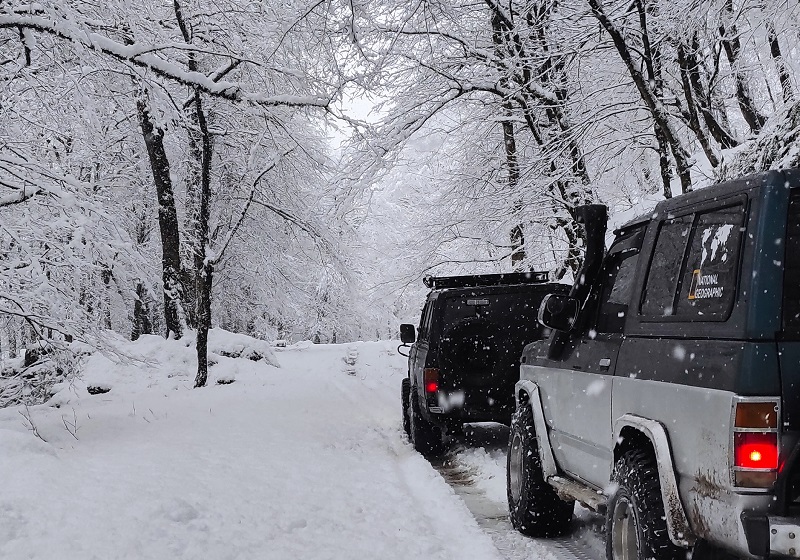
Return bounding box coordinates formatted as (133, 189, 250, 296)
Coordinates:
(0, 338, 604, 560)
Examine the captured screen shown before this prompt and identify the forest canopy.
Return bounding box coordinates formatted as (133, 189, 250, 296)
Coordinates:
(1, 0, 798, 389)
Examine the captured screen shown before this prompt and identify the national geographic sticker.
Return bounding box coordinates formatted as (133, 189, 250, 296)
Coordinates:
(688, 269, 724, 300)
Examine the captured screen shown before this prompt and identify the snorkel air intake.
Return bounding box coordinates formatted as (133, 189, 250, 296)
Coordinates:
(570, 204, 608, 301)
(547, 204, 608, 359)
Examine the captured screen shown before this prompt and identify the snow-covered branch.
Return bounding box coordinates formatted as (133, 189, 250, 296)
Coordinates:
(0, 14, 331, 108)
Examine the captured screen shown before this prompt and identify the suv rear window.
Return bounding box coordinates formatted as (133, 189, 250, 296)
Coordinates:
(641, 203, 744, 321)
(438, 291, 543, 339)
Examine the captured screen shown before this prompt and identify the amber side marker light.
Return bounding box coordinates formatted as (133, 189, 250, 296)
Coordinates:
(733, 400, 780, 489)
(735, 401, 778, 429)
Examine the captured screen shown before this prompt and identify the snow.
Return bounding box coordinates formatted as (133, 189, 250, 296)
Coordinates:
(0, 14, 330, 109)
(0, 336, 506, 560)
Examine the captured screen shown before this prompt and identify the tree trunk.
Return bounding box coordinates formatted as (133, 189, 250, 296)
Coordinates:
(488, 0, 592, 274)
(676, 42, 723, 168)
(636, 0, 680, 194)
(766, 20, 793, 104)
(719, 0, 766, 133)
(132, 282, 152, 341)
(501, 107, 525, 269)
(8, 323, 18, 359)
(136, 91, 186, 339)
(101, 265, 112, 330)
(653, 123, 673, 199)
(176, 0, 199, 329)
(487, 6, 528, 271)
(192, 89, 214, 388)
(681, 36, 738, 149)
(194, 261, 213, 388)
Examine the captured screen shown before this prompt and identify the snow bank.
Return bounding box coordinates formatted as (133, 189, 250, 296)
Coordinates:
(45, 328, 280, 406)
(0, 338, 509, 560)
(183, 328, 280, 367)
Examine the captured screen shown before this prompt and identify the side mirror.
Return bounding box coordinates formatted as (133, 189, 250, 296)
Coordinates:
(400, 323, 416, 344)
(538, 294, 579, 332)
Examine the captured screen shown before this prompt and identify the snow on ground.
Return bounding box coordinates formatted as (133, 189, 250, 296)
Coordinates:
(450, 430, 606, 558)
(0, 335, 507, 560)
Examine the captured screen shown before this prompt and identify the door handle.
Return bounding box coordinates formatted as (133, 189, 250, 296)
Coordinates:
(599, 358, 611, 371)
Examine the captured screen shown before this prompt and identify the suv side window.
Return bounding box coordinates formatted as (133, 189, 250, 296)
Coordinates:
(418, 302, 431, 340)
(641, 215, 692, 317)
(640, 204, 745, 321)
(593, 228, 645, 333)
(596, 250, 640, 333)
(675, 205, 744, 319)
(418, 299, 436, 340)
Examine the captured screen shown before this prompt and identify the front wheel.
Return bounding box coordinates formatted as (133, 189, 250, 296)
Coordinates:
(507, 406, 573, 537)
(605, 449, 684, 560)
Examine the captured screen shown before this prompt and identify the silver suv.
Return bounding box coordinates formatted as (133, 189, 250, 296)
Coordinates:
(507, 170, 800, 560)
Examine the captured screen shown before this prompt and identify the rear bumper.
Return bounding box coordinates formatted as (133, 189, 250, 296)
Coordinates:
(424, 392, 513, 425)
(743, 513, 800, 557)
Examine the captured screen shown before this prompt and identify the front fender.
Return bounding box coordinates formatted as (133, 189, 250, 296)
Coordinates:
(515, 380, 558, 479)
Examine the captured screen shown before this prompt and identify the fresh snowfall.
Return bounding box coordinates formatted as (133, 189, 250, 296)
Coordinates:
(0, 331, 603, 560)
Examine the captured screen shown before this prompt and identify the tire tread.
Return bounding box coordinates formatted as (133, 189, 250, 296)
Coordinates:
(507, 406, 574, 537)
(605, 448, 684, 560)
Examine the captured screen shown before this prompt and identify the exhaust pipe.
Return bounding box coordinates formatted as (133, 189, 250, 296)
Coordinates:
(547, 204, 608, 359)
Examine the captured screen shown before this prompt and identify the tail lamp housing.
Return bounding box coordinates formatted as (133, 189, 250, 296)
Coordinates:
(423, 368, 439, 394)
(732, 399, 780, 489)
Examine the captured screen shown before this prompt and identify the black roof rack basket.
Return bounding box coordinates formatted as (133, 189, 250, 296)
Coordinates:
(423, 271, 550, 290)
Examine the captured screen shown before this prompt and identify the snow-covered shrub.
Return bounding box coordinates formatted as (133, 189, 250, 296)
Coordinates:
(0, 345, 83, 408)
(183, 329, 280, 368)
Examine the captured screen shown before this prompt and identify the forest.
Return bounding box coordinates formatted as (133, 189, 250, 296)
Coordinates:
(1, 0, 798, 392)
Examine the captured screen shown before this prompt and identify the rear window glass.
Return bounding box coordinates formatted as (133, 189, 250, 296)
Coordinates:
(675, 205, 744, 319)
(438, 291, 545, 341)
(640, 204, 744, 321)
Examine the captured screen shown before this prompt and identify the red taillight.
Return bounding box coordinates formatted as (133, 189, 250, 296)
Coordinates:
(735, 433, 778, 469)
(423, 368, 439, 394)
(732, 399, 780, 489)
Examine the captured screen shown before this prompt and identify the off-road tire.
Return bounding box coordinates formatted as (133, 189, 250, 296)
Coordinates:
(409, 388, 444, 456)
(401, 378, 411, 436)
(507, 406, 574, 537)
(605, 449, 684, 560)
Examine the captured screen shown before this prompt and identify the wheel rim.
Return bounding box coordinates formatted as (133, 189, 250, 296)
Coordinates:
(509, 432, 524, 502)
(611, 496, 639, 560)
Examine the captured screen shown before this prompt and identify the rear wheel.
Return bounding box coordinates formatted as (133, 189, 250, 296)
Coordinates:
(507, 406, 573, 537)
(409, 388, 444, 456)
(605, 449, 684, 560)
(401, 378, 411, 436)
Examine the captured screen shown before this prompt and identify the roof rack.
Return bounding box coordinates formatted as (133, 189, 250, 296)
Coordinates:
(423, 271, 550, 290)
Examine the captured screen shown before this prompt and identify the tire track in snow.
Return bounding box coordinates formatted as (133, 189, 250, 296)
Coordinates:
(428, 427, 606, 560)
(319, 344, 605, 560)
(324, 347, 507, 560)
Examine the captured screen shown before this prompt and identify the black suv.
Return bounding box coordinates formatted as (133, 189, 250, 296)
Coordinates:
(507, 170, 800, 560)
(400, 272, 569, 455)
